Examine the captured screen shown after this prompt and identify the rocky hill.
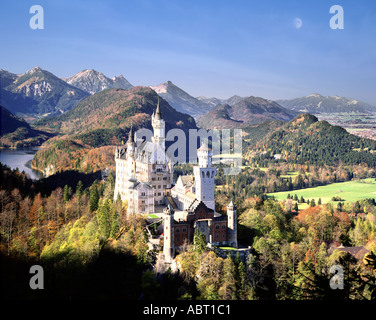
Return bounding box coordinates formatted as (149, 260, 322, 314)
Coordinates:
(149, 81, 213, 117)
(64, 69, 133, 95)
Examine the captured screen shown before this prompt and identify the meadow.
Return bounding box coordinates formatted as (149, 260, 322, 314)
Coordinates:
(267, 178, 376, 207)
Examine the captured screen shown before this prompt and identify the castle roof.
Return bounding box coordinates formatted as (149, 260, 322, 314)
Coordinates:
(154, 98, 162, 120)
(127, 126, 135, 144)
(198, 142, 211, 152)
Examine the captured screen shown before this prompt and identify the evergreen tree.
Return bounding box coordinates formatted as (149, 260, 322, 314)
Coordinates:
(219, 255, 237, 300)
(89, 180, 100, 212)
(318, 198, 322, 205)
(63, 184, 72, 203)
(76, 180, 84, 199)
(193, 228, 207, 254)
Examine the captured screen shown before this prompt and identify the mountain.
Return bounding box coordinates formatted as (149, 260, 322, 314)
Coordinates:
(252, 113, 376, 167)
(0, 106, 51, 148)
(149, 81, 213, 117)
(32, 86, 197, 175)
(196, 95, 245, 108)
(196, 96, 299, 129)
(276, 93, 376, 114)
(64, 69, 133, 95)
(0, 67, 90, 119)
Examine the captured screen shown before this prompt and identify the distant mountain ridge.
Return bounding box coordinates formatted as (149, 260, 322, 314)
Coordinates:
(64, 69, 133, 95)
(0, 67, 90, 119)
(276, 93, 376, 114)
(196, 96, 299, 129)
(149, 81, 213, 117)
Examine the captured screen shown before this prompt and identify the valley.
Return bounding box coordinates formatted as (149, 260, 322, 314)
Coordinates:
(316, 112, 376, 141)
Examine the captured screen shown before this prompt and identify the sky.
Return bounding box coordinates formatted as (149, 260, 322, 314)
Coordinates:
(1, 0, 376, 104)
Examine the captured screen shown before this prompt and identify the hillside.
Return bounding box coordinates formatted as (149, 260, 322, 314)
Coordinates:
(0, 106, 51, 148)
(1, 67, 89, 119)
(253, 113, 376, 167)
(196, 96, 299, 129)
(64, 69, 133, 94)
(32, 86, 197, 175)
(276, 93, 376, 114)
(149, 81, 213, 117)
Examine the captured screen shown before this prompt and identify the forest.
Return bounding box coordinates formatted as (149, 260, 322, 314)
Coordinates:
(1, 162, 376, 300)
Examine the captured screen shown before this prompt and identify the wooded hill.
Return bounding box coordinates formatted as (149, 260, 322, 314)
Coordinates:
(31, 87, 197, 175)
(251, 113, 376, 167)
(0, 106, 52, 148)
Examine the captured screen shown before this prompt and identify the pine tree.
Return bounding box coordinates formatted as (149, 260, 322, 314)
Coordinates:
(76, 180, 84, 199)
(89, 181, 99, 212)
(219, 255, 237, 299)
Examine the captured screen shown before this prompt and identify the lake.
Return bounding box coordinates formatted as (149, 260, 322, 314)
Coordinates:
(0, 148, 43, 180)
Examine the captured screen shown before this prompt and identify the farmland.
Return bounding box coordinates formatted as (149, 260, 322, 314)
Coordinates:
(267, 178, 376, 206)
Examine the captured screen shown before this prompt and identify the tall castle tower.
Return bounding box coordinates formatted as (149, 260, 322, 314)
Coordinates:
(151, 99, 165, 150)
(163, 206, 174, 263)
(227, 201, 238, 248)
(193, 142, 216, 210)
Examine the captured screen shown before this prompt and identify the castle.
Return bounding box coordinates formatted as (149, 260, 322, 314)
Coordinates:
(114, 101, 237, 261)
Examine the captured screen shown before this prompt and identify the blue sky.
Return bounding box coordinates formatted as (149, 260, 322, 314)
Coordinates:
(1, 0, 376, 104)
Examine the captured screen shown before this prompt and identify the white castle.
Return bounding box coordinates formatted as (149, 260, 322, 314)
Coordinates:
(114, 100, 237, 261)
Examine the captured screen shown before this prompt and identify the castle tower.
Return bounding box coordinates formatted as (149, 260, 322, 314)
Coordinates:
(227, 201, 238, 248)
(193, 142, 216, 210)
(152, 98, 166, 150)
(163, 206, 174, 263)
(126, 127, 136, 176)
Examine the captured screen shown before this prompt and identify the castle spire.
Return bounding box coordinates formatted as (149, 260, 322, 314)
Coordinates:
(127, 126, 135, 144)
(155, 97, 162, 120)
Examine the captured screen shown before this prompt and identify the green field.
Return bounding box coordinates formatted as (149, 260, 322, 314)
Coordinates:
(268, 178, 376, 205)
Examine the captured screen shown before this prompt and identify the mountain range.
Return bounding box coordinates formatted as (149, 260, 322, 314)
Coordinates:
(0, 67, 90, 120)
(0, 67, 133, 120)
(196, 96, 299, 129)
(276, 93, 376, 114)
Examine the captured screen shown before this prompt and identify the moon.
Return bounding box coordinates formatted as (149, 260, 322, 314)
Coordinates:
(294, 17, 303, 29)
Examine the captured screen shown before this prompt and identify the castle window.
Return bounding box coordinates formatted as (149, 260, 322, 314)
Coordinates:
(207, 171, 210, 178)
(222, 225, 226, 229)
(141, 192, 145, 196)
(202, 172, 205, 178)
(216, 225, 219, 230)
